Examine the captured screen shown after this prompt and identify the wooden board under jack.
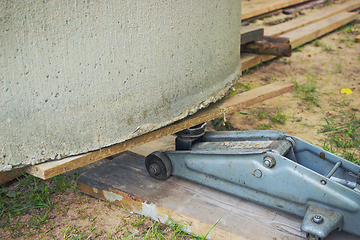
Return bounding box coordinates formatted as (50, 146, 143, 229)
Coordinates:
(78, 152, 360, 240)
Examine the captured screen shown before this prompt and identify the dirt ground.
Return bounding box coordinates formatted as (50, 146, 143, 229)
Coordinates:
(227, 17, 360, 153)
(1, 5, 360, 240)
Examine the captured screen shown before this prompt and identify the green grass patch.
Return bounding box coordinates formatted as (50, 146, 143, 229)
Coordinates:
(269, 107, 287, 124)
(0, 174, 75, 238)
(319, 110, 360, 164)
(293, 73, 320, 107)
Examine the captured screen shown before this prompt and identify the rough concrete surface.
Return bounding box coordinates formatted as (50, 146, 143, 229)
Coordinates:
(0, 0, 242, 171)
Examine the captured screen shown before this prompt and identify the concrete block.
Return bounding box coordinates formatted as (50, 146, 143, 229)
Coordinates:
(0, 0, 242, 171)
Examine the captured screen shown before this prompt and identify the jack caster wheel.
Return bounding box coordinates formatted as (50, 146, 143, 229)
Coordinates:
(145, 151, 172, 180)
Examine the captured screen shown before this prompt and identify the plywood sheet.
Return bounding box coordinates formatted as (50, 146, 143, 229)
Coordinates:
(78, 153, 360, 240)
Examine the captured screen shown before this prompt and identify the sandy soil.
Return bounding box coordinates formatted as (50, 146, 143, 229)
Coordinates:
(226, 18, 360, 154)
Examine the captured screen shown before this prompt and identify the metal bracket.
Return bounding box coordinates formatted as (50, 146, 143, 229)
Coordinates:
(301, 205, 343, 239)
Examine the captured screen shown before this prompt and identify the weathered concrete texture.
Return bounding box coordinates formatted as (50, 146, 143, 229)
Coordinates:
(0, 0, 242, 171)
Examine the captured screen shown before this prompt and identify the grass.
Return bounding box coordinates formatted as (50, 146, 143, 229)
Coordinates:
(319, 109, 360, 164)
(239, 82, 252, 91)
(0, 174, 77, 238)
(336, 63, 342, 73)
(293, 73, 320, 107)
(211, 117, 234, 131)
(0, 172, 220, 239)
(281, 58, 292, 65)
(312, 39, 334, 51)
(269, 107, 287, 124)
(338, 36, 355, 47)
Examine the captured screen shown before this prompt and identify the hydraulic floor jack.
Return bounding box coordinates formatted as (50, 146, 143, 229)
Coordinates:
(145, 127, 360, 239)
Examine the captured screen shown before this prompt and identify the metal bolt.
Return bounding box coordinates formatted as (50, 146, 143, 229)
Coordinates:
(320, 180, 327, 185)
(149, 163, 160, 175)
(312, 214, 324, 224)
(263, 156, 276, 168)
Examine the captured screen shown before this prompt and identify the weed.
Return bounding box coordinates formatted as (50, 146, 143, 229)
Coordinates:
(239, 82, 252, 91)
(258, 124, 272, 130)
(0, 174, 75, 238)
(338, 36, 354, 47)
(200, 217, 221, 240)
(344, 24, 354, 34)
(313, 39, 321, 47)
(257, 106, 270, 120)
(269, 107, 287, 124)
(131, 216, 145, 228)
(261, 73, 276, 83)
(293, 46, 304, 52)
(319, 110, 360, 164)
(227, 87, 236, 96)
(323, 43, 333, 51)
(312, 39, 333, 51)
(281, 58, 291, 65)
(211, 117, 233, 131)
(336, 63, 342, 73)
(144, 218, 199, 239)
(292, 74, 320, 107)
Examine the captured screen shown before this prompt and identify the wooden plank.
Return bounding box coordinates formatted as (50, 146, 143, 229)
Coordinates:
(281, 12, 359, 48)
(77, 153, 360, 240)
(241, 0, 311, 20)
(241, 12, 359, 71)
(283, 0, 328, 15)
(0, 168, 26, 185)
(241, 53, 275, 72)
(356, 35, 360, 43)
(240, 26, 264, 45)
(26, 82, 294, 179)
(263, 0, 360, 37)
(242, 10, 283, 23)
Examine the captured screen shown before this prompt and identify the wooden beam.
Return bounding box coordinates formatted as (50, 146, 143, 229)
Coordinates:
(26, 82, 294, 179)
(241, 12, 359, 71)
(241, 26, 264, 45)
(263, 0, 360, 37)
(241, 41, 292, 57)
(0, 168, 26, 186)
(241, 0, 311, 20)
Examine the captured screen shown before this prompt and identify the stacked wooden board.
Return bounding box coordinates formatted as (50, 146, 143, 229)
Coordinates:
(242, 0, 314, 20)
(241, 0, 360, 71)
